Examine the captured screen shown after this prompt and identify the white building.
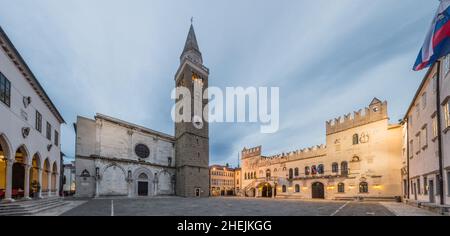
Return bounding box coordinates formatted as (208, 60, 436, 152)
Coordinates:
(0, 26, 65, 202)
(74, 114, 175, 197)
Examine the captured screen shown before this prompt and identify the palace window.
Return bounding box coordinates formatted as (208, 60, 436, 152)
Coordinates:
(0, 72, 11, 107)
(305, 166, 310, 175)
(46, 122, 51, 140)
(311, 165, 317, 175)
(266, 169, 271, 178)
(444, 100, 450, 128)
(282, 185, 287, 193)
(294, 168, 299, 177)
(422, 93, 427, 109)
(421, 125, 428, 149)
(295, 184, 300, 193)
(35, 111, 42, 133)
(352, 134, 359, 145)
(432, 115, 438, 139)
(338, 183, 345, 193)
(317, 164, 324, 174)
(341, 162, 348, 175)
(289, 168, 293, 179)
(359, 182, 368, 193)
(54, 130, 59, 146)
(332, 163, 339, 173)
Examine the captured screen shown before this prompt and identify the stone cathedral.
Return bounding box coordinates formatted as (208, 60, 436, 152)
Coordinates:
(74, 24, 209, 198)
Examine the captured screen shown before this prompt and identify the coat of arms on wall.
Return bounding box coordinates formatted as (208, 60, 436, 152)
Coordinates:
(359, 132, 369, 143)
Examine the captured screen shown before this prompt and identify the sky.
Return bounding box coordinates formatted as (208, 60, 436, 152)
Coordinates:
(0, 0, 438, 166)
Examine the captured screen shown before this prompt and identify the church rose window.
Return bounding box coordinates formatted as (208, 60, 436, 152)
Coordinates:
(135, 144, 150, 158)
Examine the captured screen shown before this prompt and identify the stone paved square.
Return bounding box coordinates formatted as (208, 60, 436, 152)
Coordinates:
(60, 197, 396, 216)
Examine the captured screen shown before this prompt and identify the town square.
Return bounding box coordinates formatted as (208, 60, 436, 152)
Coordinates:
(1, 0, 450, 219)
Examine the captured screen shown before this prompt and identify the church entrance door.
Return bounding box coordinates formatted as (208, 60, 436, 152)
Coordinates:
(312, 182, 325, 199)
(138, 181, 148, 196)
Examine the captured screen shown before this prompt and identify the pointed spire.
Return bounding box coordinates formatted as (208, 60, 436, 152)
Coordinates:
(180, 22, 203, 64)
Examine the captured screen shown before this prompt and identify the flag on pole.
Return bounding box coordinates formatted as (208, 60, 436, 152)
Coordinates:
(414, 0, 450, 71)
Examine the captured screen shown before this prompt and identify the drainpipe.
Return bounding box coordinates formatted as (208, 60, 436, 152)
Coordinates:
(435, 61, 445, 206)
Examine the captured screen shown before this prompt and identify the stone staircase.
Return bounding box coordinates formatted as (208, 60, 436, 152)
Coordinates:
(0, 197, 68, 216)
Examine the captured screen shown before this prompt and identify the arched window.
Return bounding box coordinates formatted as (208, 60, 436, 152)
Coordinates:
(294, 168, 299, 177)
(266, 169, 271, 178)
(338, 183, 345, 193)
(289, 168, 293, 179)
(282, 185, 287, 193)
(311, 165, 317, 175)
(332, 163, 339, 173)
(353, 134, 359, 145)
(253, 172, 256, 179)
(295, 184, 300, 193)
(341, 162, 348, 175)
(318, 164, 324, 174)
(359, 182, 369, 193)
(305, 166, 310, 175)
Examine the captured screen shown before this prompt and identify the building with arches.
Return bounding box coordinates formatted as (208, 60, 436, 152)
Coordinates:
(74, 23, 210, 198)
(240, 98, 403, 200)
(0, 26, 65, 202)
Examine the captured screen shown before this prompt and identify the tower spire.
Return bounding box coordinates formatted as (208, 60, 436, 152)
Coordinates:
(180, 21, 202, 64)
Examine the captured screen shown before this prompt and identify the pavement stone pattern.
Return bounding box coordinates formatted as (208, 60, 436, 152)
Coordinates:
(33, 200, 88, 216)
(61, 197, 396, 216)
(379, 202, 441, 216)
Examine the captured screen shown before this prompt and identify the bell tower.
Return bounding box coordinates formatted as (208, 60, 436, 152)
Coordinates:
(174, 23, 210, 197)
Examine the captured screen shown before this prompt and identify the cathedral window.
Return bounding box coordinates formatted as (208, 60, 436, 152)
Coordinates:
(338, 183, 345, 193)
(359, 182, 368, 193)
(332, 163, 339, 173)
(168, 157, 172, 166)
(352, 134, 359, 145)
(135, 144, 150, 158)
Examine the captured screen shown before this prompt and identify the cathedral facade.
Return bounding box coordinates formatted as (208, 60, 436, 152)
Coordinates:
(74, 24, 210, 198)
(240, 98, 404, 200)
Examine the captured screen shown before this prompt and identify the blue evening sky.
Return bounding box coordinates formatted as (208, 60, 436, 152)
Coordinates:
(0, 0, 438, 166)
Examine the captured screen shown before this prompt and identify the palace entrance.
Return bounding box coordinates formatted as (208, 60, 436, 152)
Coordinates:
(260, 183, 272, 198)
(311, 182, 325, 199)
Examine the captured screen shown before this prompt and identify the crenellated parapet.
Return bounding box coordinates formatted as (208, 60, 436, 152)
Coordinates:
(326, 98, 388, 135)
(242, 146, 262, 159)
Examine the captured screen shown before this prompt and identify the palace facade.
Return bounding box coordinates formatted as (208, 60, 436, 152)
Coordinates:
(0, 26, 65, 202)
(240, 98, 403, 200)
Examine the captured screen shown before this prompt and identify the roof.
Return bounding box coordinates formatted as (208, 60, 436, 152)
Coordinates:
(181, 24, 201, 57)
(95, 113, 175, 142)
(0, 26, 65, 124)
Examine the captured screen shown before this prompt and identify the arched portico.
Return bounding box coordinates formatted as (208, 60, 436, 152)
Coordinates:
(29, 153, 41, 198)
(0, 134, 12, 201)
(51, 162, 58, 194)
(12, 145, 28, 199)
(258, 182, 273, 198)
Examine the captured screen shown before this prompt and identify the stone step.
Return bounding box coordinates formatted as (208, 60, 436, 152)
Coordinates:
(0, 198, 67, 216)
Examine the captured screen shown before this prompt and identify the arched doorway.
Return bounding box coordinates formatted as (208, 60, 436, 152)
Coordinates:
(0, 136, 10, 200)
(137, 173, 149, 196)
(260, 183, 272, 198)
(42, 159, 50, 193)
(12, 146, 28, 199)
(29, 154, 41, 198)
(311, 182, 325, 199)
(51, 162, 57, 193)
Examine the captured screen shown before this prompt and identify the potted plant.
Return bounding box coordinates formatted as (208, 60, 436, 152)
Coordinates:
(31, 181, 41, 199)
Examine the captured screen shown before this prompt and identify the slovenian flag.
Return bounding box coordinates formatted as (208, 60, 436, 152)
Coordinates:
(414, 0, 450, 71)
